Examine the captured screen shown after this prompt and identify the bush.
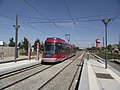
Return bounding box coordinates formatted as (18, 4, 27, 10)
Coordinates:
(96, 52, 120, 59)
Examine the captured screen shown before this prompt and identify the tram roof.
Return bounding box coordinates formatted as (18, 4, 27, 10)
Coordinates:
(46, 37, 65, 42)
(45, 37, 75, 47)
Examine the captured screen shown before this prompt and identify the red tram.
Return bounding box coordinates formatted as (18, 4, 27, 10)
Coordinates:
(42, 37, 76, 63)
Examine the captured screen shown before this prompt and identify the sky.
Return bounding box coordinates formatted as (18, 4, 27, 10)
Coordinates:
(0, 0, 120, 48)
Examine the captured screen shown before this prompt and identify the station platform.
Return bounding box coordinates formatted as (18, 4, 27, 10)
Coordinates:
(79, 58, 120, 90)
(0, 56, 35, 63)
(0, 57, 41, 75)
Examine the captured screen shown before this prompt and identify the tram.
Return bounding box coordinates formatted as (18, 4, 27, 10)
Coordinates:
(42, 37, 76, 63)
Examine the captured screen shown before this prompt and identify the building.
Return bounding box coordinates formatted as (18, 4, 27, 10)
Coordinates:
(96, 39, 100, 48)
(0, 41, 7, 47)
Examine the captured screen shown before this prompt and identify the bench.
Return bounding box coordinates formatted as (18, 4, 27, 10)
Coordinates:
(0, 52, 4, 59)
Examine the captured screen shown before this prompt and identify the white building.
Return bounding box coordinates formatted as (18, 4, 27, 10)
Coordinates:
(0, 41, 7, 47)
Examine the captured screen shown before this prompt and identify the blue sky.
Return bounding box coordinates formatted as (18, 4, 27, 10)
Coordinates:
(0, 0, 120, 48)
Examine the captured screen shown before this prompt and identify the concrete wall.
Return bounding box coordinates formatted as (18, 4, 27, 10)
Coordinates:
(0, 47, 15, 57)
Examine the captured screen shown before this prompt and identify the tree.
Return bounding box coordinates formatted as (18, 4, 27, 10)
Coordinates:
(20, 37, 29, 53)
(107, 44, 113, 51)
(18, 42, 21, 48)
(8, 37, 15, 47)
(40, 41, 44, 52)
(34, 39, 40, 52)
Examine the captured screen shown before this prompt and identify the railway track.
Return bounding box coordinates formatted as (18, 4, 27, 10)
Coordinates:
(0, 63, 42, 79)
(0, 64, 54, 90)
(0, 52, 84, 90)
(38, 53, 83, 90)
(37, 53, 84, 90)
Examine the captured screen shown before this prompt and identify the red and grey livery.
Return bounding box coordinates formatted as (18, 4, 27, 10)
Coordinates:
(42, 37, 76, 63)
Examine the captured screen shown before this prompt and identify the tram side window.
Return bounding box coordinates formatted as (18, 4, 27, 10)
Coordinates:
(56, 44, 59, 54)
(67, 47, 70, 54)
(56, 43, 61, 54)
(62, 44, 66, 54)
(56, 43, 69, 54)
(71, 47, 73, 53)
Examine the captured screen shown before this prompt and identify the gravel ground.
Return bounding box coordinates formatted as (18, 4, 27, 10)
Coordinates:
(40, 54, 83, 90)
(0, 64, 51, 89)
(4, 56, 75, 90)
(0, 52, 84, 90)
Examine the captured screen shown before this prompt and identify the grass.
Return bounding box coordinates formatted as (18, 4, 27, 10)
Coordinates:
(96, 52, 120, 59)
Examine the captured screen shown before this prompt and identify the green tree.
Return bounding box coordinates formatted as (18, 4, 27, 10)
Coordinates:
(107, 44, 113, 51)
(21, 37, 29, 53)
(34, 39, 40, 52)
(8, 37, 15, 47)
(40, 41, 44, 52)
(18, 42, 21, 48)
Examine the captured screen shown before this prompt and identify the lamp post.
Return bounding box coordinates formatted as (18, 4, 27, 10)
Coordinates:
(102, 18, 111, 69)
(65, 34, 70, 43)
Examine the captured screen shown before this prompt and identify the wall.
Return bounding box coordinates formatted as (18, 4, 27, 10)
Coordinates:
(0, 47, 15, 57)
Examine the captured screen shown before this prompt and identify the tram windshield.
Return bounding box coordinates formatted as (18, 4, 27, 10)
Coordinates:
(44, 42, 55, 53)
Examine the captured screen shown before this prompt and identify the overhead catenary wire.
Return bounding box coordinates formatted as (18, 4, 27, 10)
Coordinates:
(0, 13, 47, 37)
(1, 2, 120, 47)
(109, 12, 120, 25)
(0, 10, 82, 45)
(63, 0, 82, 37)
(19, 11, 120, 23)
(0, 13, 15, 21)
(27, 18, 111, 24)
(19, 15, 45, 20)
(23, 0, 66, 33)
(88, 13, 120, 48)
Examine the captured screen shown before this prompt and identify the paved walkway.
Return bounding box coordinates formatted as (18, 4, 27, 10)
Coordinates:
(0, 55, 42, 63)
(0, 56, 28, 62)
(79, 58, 120, 90)
(0, 57, 42, 75)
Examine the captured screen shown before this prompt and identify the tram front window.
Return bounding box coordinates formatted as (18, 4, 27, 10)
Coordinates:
(44, 43, 55, 52)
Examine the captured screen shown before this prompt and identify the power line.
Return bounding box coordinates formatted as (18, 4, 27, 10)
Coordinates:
(64, 0, 82, 38)
(23, 0, 66, 33)
(19, 15, 44, 20)
(0, 13, 47, 37)
(27, 17, 120, 24)
(19, 11, 120, 21)
(96, 13, 120, 44)
(109, 12, 120, 25)
(0, 13, 15, 21)
(27, 18, 105, 24)
(73, 11, 120, 20)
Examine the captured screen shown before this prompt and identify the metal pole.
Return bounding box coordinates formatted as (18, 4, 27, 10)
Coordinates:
(28, 43, 31, 60)
(103, 37, 104, 51)
(102, 18, 111, 69)
(36, 43, 40, 60)
(105, 24, 107, 69)
(65, 34, 70, 43)
(14, 14, 20, 61)
(15, 14, 18, 61)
